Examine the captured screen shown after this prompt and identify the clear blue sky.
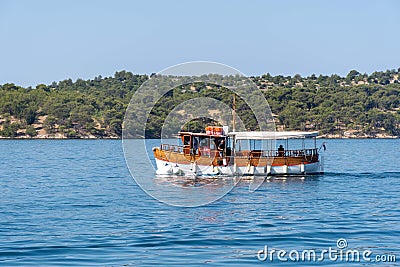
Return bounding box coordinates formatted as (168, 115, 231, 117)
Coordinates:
(1, 0, 399, 87)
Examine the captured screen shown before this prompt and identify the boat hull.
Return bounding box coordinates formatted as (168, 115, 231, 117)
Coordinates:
(155, 157, 323, 176)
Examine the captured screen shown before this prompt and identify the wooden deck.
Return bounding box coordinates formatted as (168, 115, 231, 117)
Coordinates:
(153, 146, 319, 167)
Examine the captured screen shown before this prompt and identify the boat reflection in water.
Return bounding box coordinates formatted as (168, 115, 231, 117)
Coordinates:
(152, 174, 241, 188)
(152, 174, 322, 189)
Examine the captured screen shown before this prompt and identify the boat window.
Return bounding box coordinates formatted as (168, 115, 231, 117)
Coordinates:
(251, 139, 263, 150)
(210, 137, 216, 150)
(283, 137, 316, 150)
(199, 137, 210, 156)
(210, 137, 224, 150)
(193, 137, 199, 149)
(234, 139, 275, 152)
(199, 136, 210, 148)
(183, 135, 190, 146)
(236, 140, 250, 151)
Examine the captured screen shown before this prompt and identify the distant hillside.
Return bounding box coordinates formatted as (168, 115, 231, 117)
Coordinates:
(0, 69, 399, 138)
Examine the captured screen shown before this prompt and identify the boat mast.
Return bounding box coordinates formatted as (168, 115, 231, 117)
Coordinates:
(232, 94, 236, 159)
(232, 94, 236, 132)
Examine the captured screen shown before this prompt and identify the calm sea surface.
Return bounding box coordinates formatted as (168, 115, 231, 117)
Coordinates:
(0, 139, 399, 266)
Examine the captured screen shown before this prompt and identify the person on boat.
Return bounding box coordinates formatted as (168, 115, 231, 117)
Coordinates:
(218, 139, 225, 157)
(278, 144, 285, 157)
(192, 137, 199, 155)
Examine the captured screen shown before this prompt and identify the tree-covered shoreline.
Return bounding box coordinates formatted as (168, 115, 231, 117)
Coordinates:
(0, 69, 399, 139)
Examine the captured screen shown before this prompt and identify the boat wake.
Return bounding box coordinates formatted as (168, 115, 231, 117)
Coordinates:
(323, 171, 400, 178)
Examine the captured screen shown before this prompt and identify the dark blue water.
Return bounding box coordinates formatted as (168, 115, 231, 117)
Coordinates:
(0, 139, 399, 266)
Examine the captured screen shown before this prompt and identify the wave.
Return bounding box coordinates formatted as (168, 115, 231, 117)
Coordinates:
(323, 171, 400, 177)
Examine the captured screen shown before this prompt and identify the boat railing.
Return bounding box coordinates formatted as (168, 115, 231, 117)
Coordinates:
(274, 148, 318, 157)
(234, 148, 317, 158)
(160, 144, 183, 153)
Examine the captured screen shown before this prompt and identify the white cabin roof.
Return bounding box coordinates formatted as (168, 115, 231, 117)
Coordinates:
(228, 131, 319, 140)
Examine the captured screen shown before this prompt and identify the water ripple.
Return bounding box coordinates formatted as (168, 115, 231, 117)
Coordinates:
(0, 139, 399, 266)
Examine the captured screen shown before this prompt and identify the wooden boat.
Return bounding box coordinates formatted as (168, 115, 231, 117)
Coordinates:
(153, 126, 324, 176)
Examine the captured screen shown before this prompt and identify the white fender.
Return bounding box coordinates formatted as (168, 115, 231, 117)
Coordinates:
(265, 165, 271, 175)
(300, 163, 305, 173)
(283, 165, 288, 174)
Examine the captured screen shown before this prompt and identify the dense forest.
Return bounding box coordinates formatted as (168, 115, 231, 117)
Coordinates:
(0, 69, 399, 138)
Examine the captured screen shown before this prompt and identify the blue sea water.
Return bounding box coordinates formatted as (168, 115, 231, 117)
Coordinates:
(0, 139, 399, 266)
